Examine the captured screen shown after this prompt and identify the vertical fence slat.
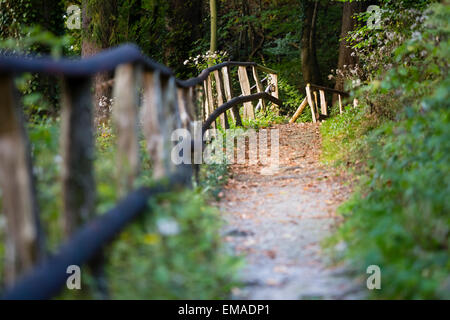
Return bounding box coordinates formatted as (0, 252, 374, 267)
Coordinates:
(206, 75, 216, 128)
(289, 97, 308, 124)
(269, 73, 279, 99)
(313, 91, 319, 118)
(338, 94, 343, 115)
(0, 74, 41, 285)
(177, 88, 192, 130)
(252, 66, 266, 112)
(306, 84, 317, 123)
(221, 66, 242, 126)
(159, 76, 187, 178)
(213, 70, 229, 128)
(319, 90, 327, 116)
(186, 87, 196, 122)
(60, 76, 96, 237)
(238, 66, 254, 120)
(195, 84, 204, 122)
(113, 63, 141, 196)
(202, 80, 209, 122)
(142, 71, 165, 180)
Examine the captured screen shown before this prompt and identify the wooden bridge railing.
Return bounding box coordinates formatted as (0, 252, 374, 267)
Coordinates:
(0, 43, 282, 299)
(289, 83, 351, 124)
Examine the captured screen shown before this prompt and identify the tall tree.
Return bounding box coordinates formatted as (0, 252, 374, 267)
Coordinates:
(301, 0, 322, 85)
(334, 0, 370, 97)
(81, 0, 117, 124)
(209, 0, 217, 66)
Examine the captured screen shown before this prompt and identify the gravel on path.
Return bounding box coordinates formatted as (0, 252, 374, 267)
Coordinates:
(218, 123, 366, 300)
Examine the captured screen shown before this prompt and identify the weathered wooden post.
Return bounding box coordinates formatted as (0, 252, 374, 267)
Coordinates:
(112, 63, 141, 196)
(252, 66, 266, 112)
(206, 75, 216, 128)
(202, 79, 209, 122)
(319, 90, 327, 116)
(213, 70, 229, 129)
(177, 88, 192, 130)
(222, 66, 242, 126)
(289, 98, 308, 124)
(269, 73, 279, 99)
(0, 74, 42, 285)
(313, 91, 319, 117)
(60, 76, 96, 236)
(306, 84, 317, 123)
(238, 66, 254, 120)
(142, 71, 165, 180)
(338, 94, 343, 115)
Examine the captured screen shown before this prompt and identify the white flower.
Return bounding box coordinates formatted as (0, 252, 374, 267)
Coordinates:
(411, 31, 422, 41)
(54, 155, 63, 164)
(183, 60, 189, 65)
(156, 218, 180, 236)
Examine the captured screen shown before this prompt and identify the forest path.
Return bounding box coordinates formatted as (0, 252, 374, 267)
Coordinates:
(218, 123, 365, 300)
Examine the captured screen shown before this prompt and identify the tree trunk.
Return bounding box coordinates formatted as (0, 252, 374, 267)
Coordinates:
(210, 0, 217, 53)
(301, 1, 321, 85)
(81, 0, 113, 125)
(333, 1, 371, 102)
(209, 0, 217, 67)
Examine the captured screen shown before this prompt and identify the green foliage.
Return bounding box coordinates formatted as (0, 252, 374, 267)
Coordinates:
(0, 117, 240, 297)
(0, 25, 73, 118)
(277, 77, 304, 116)
(103, 189, 241, 299)
(323, 2, 450, 299)
(242, 109, 286, 129)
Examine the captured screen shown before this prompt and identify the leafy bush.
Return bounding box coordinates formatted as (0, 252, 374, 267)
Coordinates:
(104, 189, 241, 299)
(0, 117, 241, 298)
(323, 2, 449, 299)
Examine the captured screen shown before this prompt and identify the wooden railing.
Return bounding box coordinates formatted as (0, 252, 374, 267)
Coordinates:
(0, 44, 281, 299)
(289, 83, 350, 123)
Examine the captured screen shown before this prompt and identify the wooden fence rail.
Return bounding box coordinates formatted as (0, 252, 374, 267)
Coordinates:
(289, 83, 351, 124)
(0, 44, 281, 299)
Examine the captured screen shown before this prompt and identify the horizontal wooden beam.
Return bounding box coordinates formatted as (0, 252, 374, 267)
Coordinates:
(308, 83, 349, 97)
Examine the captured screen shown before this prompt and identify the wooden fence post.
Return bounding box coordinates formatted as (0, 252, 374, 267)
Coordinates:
(0, 74, 41, 285)
(206, 75, 216, 128)
(306, 84, 317, 123)
(213, 70, 229, 129)
(113, 63, 141, 196)
(222, 66, 242, 126)
(177, 88, 192, 130)
(289, 98, 308, 124)
(160, 77, 188, 179)
(202, 80, 209, 122)
(313, 91, 319, 117)
(269, 73, 279, 99)
(142, 71, 165, 180)
(319, 90, 327, 116)
(338, 94, 343, 114)
(238, 66, 254, 120)
(194, 84, 204, 122)
(252, 66, 266, 112)
(60, 76, 96, 237)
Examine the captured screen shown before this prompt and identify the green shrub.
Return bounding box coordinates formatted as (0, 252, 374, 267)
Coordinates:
(0, 118, 240, 298)
(323, 2, 450, 299)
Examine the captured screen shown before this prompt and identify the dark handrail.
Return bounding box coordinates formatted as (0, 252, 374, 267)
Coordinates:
(0, 43, 280, 300)
(0, 44, 277, 89)
(202, 92, 283, 133)
(308, 83, 349, 97)
(2, 171, 189, 300)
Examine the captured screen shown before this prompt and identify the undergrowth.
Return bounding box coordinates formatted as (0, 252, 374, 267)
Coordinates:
(322, 2, 449, 299)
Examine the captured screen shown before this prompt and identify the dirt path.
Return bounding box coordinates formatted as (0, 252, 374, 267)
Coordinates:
(219, 123, 365, 300)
